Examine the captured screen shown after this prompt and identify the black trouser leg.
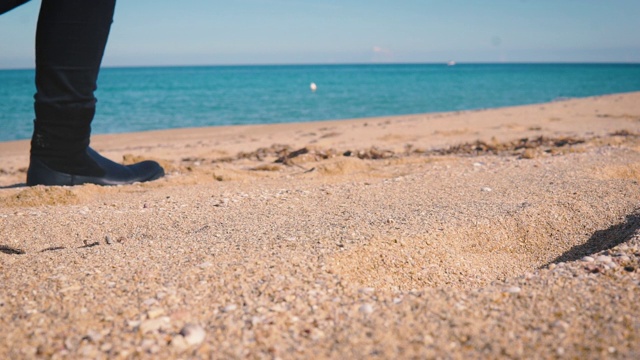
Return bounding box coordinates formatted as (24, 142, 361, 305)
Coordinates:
(31, 0, 116, 175)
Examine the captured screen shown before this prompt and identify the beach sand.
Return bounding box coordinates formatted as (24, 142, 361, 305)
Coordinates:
(1, 92, 640, 358)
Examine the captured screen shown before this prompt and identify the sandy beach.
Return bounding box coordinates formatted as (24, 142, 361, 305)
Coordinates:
(2, 92, 640, 358)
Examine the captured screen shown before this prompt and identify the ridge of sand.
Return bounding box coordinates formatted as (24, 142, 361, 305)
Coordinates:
(1, 92, 640, 358)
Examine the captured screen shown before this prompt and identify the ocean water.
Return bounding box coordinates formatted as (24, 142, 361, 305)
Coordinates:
(2, 63, 640, 142)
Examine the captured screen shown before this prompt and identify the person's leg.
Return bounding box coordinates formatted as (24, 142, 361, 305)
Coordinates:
(31, 0, 114, 171)
(27, 0, 163, 186)
(0, 0, 31, 15)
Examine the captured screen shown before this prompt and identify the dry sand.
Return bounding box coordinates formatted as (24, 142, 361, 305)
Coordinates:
(1, 92, 640, 359)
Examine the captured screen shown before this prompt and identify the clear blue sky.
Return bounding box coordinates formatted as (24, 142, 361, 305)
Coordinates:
(1, 0, 639, 69)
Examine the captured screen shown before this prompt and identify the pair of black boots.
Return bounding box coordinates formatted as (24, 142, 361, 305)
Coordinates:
(19, 0, 164, 186)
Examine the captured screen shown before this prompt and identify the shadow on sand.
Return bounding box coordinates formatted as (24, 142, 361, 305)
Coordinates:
(546, 212, 640, 266)
(0, 183, 27, 189)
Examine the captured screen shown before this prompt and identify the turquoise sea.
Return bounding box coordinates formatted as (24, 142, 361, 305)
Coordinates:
(1, 63, 640, 142)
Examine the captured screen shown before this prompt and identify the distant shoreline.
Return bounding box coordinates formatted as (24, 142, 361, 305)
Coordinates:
(2, 90, 640, 145)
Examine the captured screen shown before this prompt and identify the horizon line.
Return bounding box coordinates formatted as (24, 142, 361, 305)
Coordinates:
(2, 60, 640, 71)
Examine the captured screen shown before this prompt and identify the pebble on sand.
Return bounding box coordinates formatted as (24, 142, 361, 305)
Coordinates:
(147, 308, 166, 319)
(180, 324, 206, 345)
(359, 303, 374, 315)
(139, 316, 171, 334)
(222, 304, 238, 312)
(505, 286, 521, 294)
(171, 335, 188, 350)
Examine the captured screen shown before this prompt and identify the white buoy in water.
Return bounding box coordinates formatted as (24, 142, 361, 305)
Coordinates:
(310, 82, 317, 92)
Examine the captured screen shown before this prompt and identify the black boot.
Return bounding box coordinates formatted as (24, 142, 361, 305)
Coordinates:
(27, 147, 164, 186)
(27, 0, 164, 187)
